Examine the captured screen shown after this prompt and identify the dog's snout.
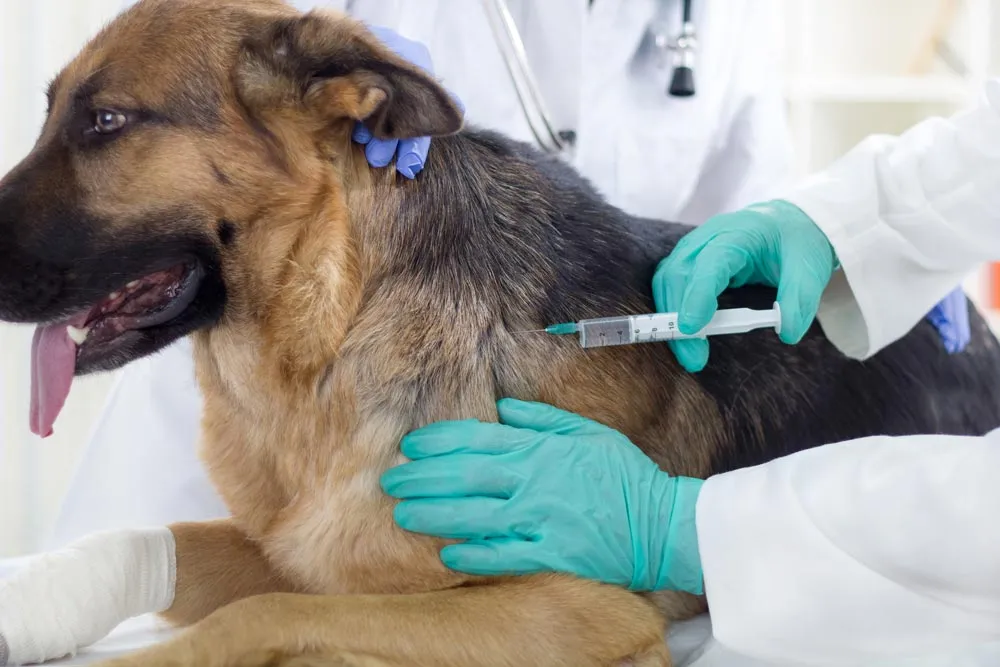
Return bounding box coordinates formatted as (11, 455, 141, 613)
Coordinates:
(0, 173, 75, 323)
(0, 262, 67, 323)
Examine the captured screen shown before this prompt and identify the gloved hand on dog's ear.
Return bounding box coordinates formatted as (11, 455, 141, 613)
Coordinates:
(381, 398, 706, 595)
(353, 25, 465, 179)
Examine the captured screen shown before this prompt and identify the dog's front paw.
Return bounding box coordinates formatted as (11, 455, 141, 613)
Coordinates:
(86, 624, 265, 667)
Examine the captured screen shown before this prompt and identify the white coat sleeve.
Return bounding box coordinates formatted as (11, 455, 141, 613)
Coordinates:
(783, 78, 1000, 360)
(696, 428, 1000, 665)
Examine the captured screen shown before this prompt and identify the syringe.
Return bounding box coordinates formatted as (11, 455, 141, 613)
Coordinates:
(544, 302, 782, 349)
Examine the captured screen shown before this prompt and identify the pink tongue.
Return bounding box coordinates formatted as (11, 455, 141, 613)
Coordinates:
(30, 318, 84, 438)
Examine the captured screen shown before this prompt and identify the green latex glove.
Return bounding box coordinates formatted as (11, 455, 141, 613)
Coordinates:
(380, 398, 705, 595)
(652, 199, 837, 373)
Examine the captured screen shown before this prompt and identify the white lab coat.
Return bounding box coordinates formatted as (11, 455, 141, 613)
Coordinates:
(694, 78, 1000, 665)
(49, 0, 793, 544)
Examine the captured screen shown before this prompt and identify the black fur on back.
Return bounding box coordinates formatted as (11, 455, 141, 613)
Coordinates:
(377, 126, 1000, 477)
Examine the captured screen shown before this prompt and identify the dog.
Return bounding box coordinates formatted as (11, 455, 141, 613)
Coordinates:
(1, 1, 999, 665)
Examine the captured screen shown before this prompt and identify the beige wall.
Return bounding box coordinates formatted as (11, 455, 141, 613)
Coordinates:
(0, 0, 129, 557)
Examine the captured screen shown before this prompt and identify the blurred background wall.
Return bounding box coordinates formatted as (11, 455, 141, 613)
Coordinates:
(2, 0, 1000, 557)
(0, 0, 140, 558)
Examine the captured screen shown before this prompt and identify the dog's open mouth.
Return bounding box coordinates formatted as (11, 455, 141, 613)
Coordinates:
(30, 262, 203, 438)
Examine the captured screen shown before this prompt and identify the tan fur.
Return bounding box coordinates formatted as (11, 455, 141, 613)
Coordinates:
(162, 520, 304, 626)
(23, 1, 731, 664)
(105, 577, 671, 667)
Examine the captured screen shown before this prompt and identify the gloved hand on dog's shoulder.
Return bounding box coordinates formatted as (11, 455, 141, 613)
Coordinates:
(380, 398, 706, 595)
(353, 26, 464, 179)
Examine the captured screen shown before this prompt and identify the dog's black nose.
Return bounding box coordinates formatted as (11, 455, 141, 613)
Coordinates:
(0, 186, 68, 323)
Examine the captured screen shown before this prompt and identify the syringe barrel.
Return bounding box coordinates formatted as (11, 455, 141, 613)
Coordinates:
(629, 313, 683, 341)
(575, 304, 780, 349)
(577, 316, 636, 348)
(577, 313, 684, 348)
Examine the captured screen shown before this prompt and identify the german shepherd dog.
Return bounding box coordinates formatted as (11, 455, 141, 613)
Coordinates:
(1, 1, 998, 665)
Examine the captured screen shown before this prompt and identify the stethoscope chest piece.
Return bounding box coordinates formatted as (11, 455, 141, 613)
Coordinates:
(667, 20, 696, 97)
(652, 0, 697, 97)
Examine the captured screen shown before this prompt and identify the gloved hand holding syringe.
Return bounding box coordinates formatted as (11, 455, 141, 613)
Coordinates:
(538, 302, 782, 348)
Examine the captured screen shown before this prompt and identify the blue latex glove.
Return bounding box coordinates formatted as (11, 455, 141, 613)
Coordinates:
(353, 25, 464, 179)
(652, 199, 838, 372)
(380, 398, 706, 595)
(926, 286, 971, 353)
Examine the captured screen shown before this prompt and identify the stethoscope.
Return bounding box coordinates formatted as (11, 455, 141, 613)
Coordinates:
(480, 0, 697, 155)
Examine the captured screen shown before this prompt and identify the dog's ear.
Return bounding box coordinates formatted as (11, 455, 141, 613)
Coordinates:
(237, 12, 463, 139)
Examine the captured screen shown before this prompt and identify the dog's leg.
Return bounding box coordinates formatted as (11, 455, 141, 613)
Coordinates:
(160, 519, 300, 627)
(93, 574, 670, 667)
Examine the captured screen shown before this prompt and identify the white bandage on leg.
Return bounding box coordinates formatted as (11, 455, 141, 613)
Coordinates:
(0, 527, 176, 666)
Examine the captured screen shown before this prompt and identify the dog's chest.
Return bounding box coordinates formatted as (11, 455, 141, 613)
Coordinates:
(262, 465, 388, 590)
(259, 457, 466, 596)
(195, 330, 475, 596)
(204, 416, 467, 597)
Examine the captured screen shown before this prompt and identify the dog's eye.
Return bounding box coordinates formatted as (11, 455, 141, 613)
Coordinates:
(93, 110, 127, 135)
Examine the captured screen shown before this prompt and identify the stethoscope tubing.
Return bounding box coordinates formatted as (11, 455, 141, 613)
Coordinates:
(481, 0, 697, 155)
